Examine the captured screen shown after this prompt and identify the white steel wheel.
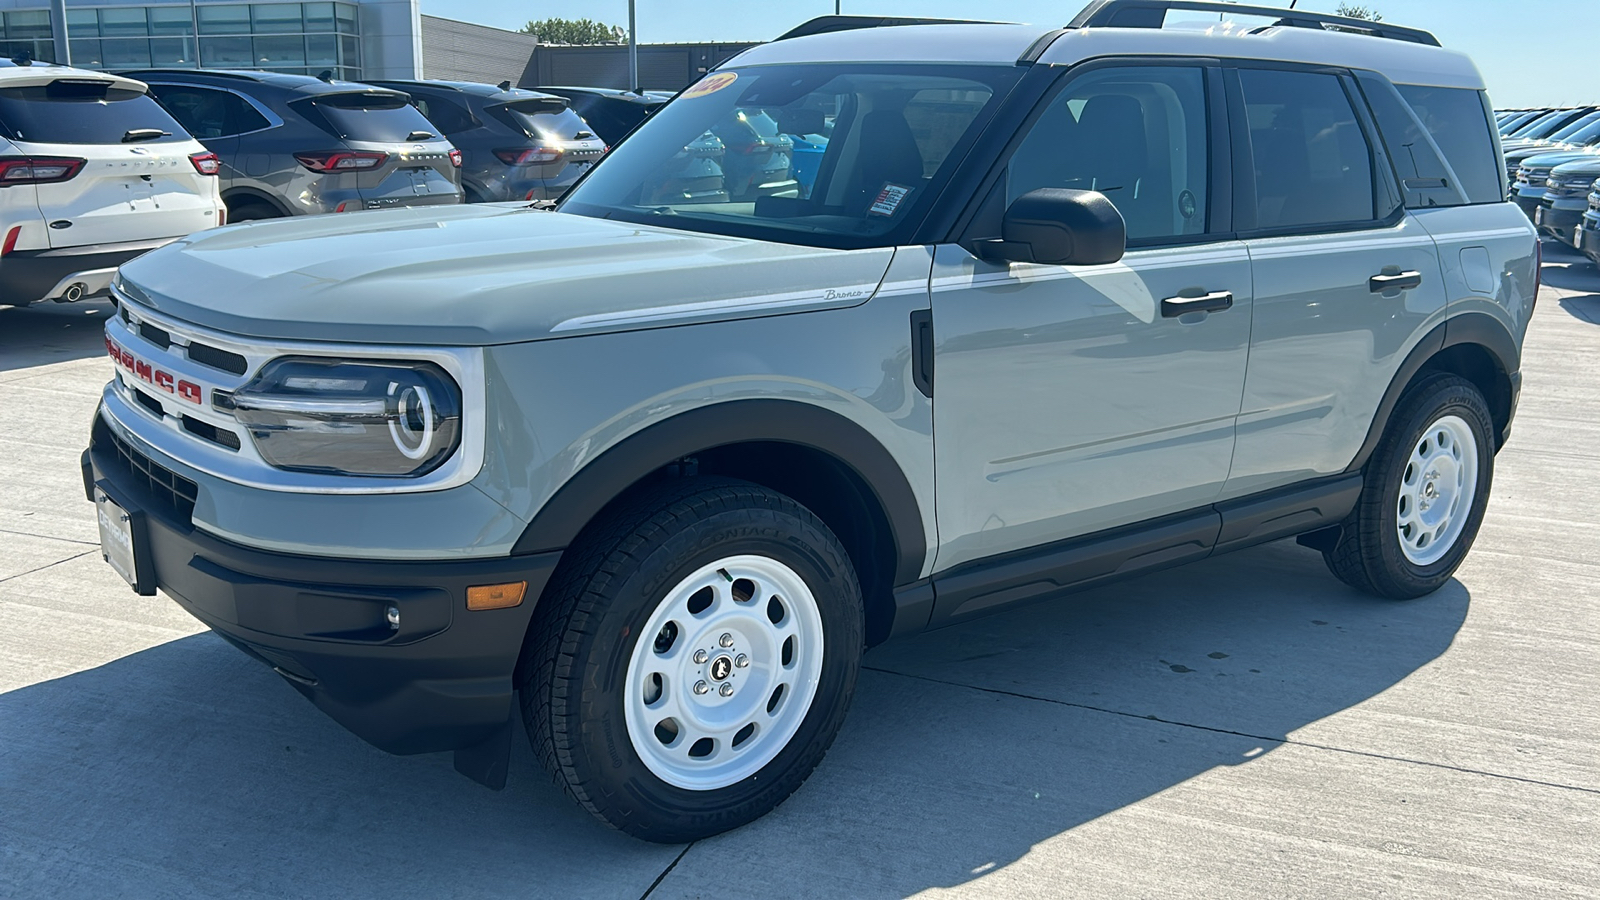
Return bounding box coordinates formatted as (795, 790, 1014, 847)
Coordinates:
(1395, 414, 1480, 566)
(624, 554, 826, 791)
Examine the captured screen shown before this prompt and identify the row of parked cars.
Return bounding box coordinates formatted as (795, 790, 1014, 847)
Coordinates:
(1496, 106, 1600, 265)
(3, 53, 809, 308)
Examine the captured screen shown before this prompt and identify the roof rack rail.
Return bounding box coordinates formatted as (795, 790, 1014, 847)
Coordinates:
(775, 15, 1007, 42)
(1067, 0, 1440, 47)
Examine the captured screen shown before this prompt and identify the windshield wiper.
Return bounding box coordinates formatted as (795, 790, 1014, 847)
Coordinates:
(122, 128, 170, 143)
(405, 130, 436, 141)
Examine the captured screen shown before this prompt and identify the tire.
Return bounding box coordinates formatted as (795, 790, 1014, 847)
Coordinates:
(1324, 374, 1495, 599)
(226, 201, 280, 222)
(518, 477, 864, 842)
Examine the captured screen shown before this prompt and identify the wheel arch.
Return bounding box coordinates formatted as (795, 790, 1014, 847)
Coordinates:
(221, 187, 291, 217)
(511, 399, 929, 647)
(1347, 312, 1520, 473)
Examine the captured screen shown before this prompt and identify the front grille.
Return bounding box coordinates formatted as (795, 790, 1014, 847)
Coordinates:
(138, 321, 171, 350)
(99, 420, 198, 523)
(187, 342, 248, 376)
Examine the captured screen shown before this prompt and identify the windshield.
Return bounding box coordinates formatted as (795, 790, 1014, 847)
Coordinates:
(1513, 111, 1589, 140)
(304, 92, 443, 143)
(0, 80, 189, 145)
(1550, 115, 1600, 145)
(560, 64, 1020, 249)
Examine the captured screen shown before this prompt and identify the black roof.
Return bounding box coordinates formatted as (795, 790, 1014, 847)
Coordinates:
(118, 68, 407, 97)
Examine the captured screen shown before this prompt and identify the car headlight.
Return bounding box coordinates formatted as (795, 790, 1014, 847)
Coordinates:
(229, 357, 462, 477)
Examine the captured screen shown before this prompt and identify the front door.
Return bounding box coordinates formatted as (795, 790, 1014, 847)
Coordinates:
(931, 63, 1250, 571)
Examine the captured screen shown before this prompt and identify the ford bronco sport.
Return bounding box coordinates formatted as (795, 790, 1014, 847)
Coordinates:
(84, 1, 1535, 843)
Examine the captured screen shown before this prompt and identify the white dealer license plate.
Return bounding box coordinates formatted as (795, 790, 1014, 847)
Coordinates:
(1577, 225, 1586, 250)
(95, 488, 144, 590)
(1534, 206, 1545, 225)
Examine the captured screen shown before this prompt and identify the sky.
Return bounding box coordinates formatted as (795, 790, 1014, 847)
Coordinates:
(418, 0, 1597, 108)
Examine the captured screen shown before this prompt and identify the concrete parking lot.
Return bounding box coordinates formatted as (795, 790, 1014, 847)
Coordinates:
(2, 244, 1597, 899)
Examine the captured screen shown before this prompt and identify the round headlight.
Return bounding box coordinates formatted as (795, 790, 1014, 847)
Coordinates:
(231, 357, 463, 477)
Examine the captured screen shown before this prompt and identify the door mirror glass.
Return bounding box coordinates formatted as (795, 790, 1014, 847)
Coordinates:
(978, 187, 1126, 266)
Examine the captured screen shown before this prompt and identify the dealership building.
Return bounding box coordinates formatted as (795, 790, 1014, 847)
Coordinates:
(0, 0, 753, 89)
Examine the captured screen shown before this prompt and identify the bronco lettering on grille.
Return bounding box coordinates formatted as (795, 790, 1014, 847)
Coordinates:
(106, 336, 203, 406)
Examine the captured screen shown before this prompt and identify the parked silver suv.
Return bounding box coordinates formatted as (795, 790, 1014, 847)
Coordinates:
(85, 1, 1535, 843)
(128, 69, 462, 219)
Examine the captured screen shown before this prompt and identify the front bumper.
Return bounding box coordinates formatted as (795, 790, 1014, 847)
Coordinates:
(1581, 214, 1600, 260)
(83, 412, 560, 756)
(0, 238, 171, 307)
(1534, 198, 1586, 236)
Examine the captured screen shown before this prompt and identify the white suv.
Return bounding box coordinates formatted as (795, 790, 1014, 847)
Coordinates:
(0, 60, 222, 308)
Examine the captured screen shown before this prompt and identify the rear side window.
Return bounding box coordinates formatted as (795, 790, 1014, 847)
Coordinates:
(1239, 69, 1381, 230)
(1394, 85, 1508, 205)
(149, 85, 271, 139)
(0, 80, 189, 145)
(301, 93, 442, 143)
(1356, 75, 1500, 208)
(410, 96, 477, 135)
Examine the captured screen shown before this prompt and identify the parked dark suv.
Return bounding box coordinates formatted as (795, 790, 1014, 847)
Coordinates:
(368, 80, 606, 203)
(126, 69, 462, 219)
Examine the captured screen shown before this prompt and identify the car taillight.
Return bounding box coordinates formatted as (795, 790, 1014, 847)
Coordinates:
(494, 147, 561, 166)
(448, 148, 462, 168)
(0, 156, 86, 185)
(189, 151, 221, 175)
(293, 151, 387, 172)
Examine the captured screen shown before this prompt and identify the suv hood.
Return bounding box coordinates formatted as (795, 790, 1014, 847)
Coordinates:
(116, 205, 897, 345)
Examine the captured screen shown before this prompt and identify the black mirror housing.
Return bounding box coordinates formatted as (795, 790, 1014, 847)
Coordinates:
(977, 188, 1127, 266)
(774, 108, 827, 136)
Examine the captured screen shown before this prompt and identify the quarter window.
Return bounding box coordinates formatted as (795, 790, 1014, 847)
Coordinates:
(1239, 69, 1380, 230)
(151, 85, 270, 138)
(1394, 85, 1504, 205)
(1008, 66, 1211, 242)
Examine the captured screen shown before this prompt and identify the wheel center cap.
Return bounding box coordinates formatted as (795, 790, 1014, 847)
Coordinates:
(708, 654, 733, 682)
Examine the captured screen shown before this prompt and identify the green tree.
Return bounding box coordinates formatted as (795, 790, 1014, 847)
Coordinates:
(1335, 4, 1383, 20)
(520, 17, 626, 44)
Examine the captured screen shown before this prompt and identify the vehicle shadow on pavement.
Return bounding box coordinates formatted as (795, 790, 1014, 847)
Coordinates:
(0, 540, 1468, 898)
(0, 300, 116, 375)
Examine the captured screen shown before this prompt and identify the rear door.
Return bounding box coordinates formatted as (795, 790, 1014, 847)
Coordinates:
(145, 83, 276, 197)
(1224, 65, 1449, 498)
(0, 77, 217, 247)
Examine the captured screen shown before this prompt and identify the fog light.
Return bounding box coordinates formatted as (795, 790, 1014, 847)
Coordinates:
(467, 581, 526, 611)
(386, 604, 401, 630)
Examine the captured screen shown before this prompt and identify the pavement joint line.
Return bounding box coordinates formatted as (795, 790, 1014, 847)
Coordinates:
(0, 528, 98, 547)
(0, 550, 96, 585)
(638, 842, 694, 900)
(863, 666, 1600, 797)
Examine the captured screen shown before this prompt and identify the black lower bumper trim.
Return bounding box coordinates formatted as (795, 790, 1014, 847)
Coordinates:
(86, 431, 561, 756)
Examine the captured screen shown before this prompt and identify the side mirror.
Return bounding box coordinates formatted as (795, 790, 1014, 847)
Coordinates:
(975, 188, 1126, 266)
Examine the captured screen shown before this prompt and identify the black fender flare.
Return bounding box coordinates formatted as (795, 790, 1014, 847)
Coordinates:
(1345, 311, 1520, 473)
(510, 399, 929, 586)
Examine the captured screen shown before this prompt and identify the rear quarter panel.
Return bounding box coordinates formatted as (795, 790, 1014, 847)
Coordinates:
(1410, 203, 1539, 359)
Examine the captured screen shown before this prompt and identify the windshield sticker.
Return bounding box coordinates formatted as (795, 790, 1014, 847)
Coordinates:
(681, 72, 738, 99)
(868, 183, 913, 217)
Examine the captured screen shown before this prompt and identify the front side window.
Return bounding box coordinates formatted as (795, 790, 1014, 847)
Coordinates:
(560, 64, 1019, 249)
(1239, 68, 1380, 230)
(1008, 65, 1211, 243)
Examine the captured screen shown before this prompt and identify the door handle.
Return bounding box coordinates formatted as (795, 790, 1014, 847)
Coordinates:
(1369, 271, 1423, 292)
(1161, 290, 1234, 318)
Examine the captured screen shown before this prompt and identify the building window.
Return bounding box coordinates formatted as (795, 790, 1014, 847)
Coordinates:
(17, 3, 363, 78)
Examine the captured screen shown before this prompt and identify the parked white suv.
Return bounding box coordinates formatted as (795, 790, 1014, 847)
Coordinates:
(0, 60, 222, 308)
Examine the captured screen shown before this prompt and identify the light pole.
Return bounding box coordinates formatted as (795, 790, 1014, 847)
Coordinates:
(49, 0, 71, 65)
(628, 0, 638, 93)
